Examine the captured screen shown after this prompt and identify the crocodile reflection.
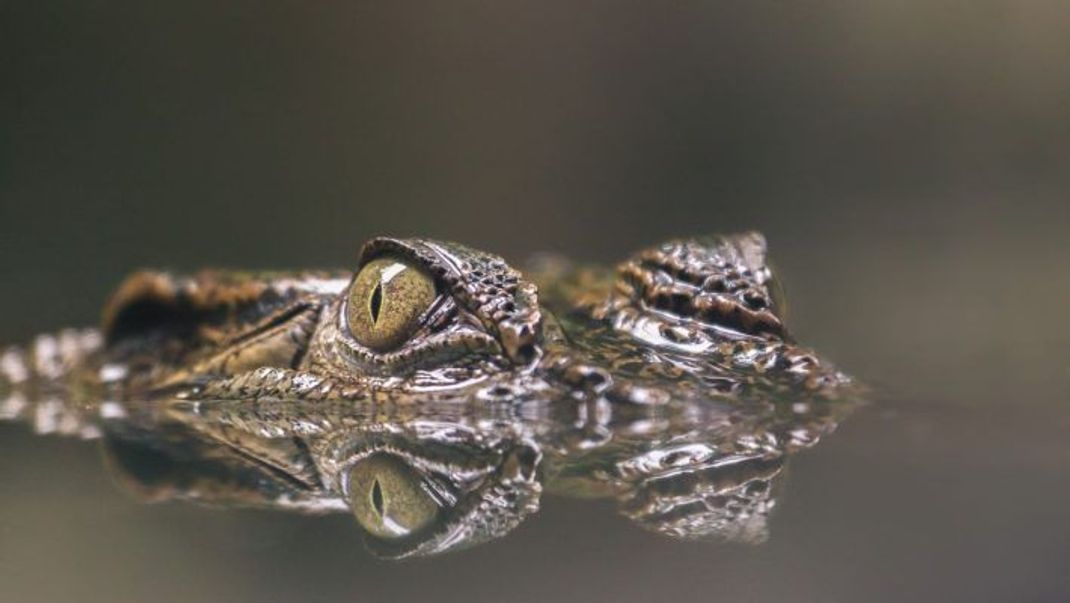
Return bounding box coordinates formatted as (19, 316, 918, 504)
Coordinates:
(40, 394, 852, 558)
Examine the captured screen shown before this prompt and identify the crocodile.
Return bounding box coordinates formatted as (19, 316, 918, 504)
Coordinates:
(0, 233, 858, 557)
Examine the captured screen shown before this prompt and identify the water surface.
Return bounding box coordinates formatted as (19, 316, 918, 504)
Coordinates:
(3, 2, 1069, 601)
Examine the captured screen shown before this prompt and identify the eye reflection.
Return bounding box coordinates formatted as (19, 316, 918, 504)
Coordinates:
(346, 257, 437, 352)
(346, 453, 441, 540)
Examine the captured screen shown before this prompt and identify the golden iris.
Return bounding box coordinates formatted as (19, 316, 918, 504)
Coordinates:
(346, 257, 437, 352)
(346, 454, 441, 540)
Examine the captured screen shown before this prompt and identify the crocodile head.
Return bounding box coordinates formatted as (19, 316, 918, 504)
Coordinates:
(106, 232, 851, 404)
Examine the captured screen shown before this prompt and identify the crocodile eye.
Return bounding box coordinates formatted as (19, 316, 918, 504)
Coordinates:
(346, 454, 441, 540)
(346, 257, 437, 352)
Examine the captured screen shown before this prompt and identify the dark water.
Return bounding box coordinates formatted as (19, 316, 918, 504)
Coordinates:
(2, 2, 1069, 602)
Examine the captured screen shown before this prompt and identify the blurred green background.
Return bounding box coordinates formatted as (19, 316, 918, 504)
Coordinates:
(2, 2, 1069, 602)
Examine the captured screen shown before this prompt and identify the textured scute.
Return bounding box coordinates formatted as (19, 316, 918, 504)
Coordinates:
(102, 270, 346, 346)
(608, 232, 787, 338)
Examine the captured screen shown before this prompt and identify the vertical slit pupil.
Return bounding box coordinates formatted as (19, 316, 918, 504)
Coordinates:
(371, 478, 384, 517)
(369, 281, 383, 324)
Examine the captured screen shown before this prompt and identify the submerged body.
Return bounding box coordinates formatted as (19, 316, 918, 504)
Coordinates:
(0, 233, 858, 557)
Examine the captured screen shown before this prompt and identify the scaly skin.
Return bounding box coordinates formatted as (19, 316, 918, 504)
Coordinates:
(0, 233, 860, 557)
